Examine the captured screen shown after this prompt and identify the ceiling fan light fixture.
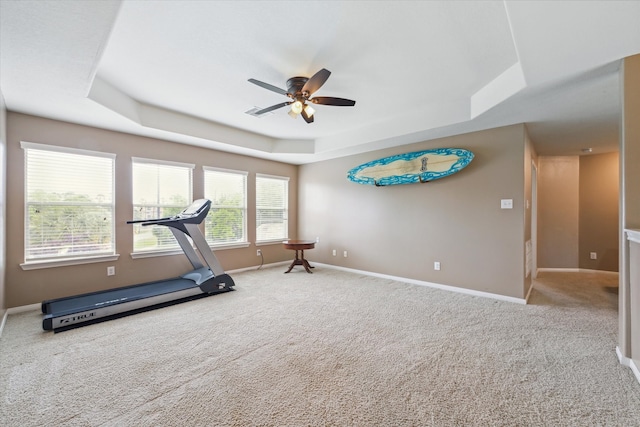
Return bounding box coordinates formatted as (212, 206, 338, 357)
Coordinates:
(248, 68, 356, 124)
(291, 100, 303, 115)
(304, 104, 315, 118)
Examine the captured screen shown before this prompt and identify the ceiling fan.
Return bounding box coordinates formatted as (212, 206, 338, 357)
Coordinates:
(248, 68, 356, 123)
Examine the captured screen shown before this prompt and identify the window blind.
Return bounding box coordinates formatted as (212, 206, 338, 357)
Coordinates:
(22, 142, 115, 261)
(204, 167, 248, 246)
(256, 174, 289, 242)
(132, 158, 193, 252)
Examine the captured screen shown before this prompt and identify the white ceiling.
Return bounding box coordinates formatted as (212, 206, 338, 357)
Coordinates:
(1, 1, 639, 164)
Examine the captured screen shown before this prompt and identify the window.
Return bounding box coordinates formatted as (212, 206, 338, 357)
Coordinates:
(132, 158, 193, 253)
(22, 142, 115, 262)
(204, 167, 247, 246)
(256, 174, 289, 242)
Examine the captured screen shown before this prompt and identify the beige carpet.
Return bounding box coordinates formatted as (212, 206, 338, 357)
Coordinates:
(1, 267, 639, 426)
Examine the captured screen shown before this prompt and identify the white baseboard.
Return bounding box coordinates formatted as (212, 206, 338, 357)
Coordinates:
(537, 268, 619, 276)
(632, 360, 640, 385)
(524, 282, 535, 303)
(616, 346, 640, 386)
(537, 268, 581, 273)
(6, 303, 41, 314)
(228, 260, 289, 274)
(0, 309, 7, 338)
(315, 263, 527, 305)
(0, 303, 41, 338)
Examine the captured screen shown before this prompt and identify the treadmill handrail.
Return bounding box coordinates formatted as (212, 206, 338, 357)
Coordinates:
(125, 199, 222, 274)
(126, 216, 173, 225)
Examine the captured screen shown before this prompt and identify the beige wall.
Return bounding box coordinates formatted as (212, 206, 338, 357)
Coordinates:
(537, 156, 580, 269)
(619, 54, 640, 369)
(298, 124, 530, 299)
(0, 90, 6, 313)
(537, 154, 619, 272)
(523, 130, 538, 294)
(5, 113, 298, 307)
(579, 152, 619, 271)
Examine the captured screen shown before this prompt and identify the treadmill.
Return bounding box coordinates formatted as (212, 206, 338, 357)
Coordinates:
(41, 199, 235, 332)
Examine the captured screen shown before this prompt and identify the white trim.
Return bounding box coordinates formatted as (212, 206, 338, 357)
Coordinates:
(537, 268, 619, 276)
(22, 144, 117, 264)
(203, 165, 248, 176)
(537, 268, 580, 273)
(256, 173, 290, 182)
(203, 167, 249, 246)
(578, 269, 619, 276)
(631, 360, 640, 385)
(132, 156, 194, 169)
(0, 304, 41, 338)
(0, 309, 7, 338)
(314, 263, 527, 304)
(626, 229, 640, 244)
(211, 242, 251, 250)
(20, 140, 116, 159)
(21, 254, 120, 270)
(255, 174, 289, 243)
(227, 260, 289, 274)
(7, 303, 40, 314)
(524, 281, 535, 303)
(616, 346, 640, 386)
(255, 239, 288, 246)
(616, 346, 630, 366)
(130, 249, 184, 259)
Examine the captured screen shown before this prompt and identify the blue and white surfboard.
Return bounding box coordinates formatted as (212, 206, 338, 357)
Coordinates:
(347, 148, 474, 186)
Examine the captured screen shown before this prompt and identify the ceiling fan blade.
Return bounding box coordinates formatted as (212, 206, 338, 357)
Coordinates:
(309, 97, 356, 107)
(301, 108, 314, 124)
(248, 78, 288, 96)
(302, 68, 331, 96)
(254, 102, 290, 115)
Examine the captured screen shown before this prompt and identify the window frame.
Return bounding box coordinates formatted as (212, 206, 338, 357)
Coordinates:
(131, 157, 194, 257)
(203, 166, 249, 249)
(20, 141, 118, 270)
(255, 173, 290, 244)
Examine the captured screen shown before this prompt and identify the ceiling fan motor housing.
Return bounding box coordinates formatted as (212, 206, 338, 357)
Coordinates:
(286, 77, 309, 98)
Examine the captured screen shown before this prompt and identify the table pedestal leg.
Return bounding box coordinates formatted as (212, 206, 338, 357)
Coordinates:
(285, 249, 314, 274)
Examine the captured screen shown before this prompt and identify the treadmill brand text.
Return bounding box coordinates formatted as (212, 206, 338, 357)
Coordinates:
(60, 312, 96, 324)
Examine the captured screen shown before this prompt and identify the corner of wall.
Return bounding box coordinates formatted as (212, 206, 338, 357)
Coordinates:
(618, 54, 640, 376)
(0, 89, 7, 313)
(523, 126, 535, 296)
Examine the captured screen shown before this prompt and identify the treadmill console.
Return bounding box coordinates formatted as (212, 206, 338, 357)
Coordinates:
(178, 199, 210, 218)
(127, 199, 211, 227)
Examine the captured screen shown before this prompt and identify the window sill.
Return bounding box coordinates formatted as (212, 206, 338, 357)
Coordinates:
(21, 254, 120, 270)
(256, 240, 288, 246)
(211, 242, 251, 250)
(132, 241, 251, 259)
(131, 249, 185, 259)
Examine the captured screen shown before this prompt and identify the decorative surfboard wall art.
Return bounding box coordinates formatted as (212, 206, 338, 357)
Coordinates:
(347, 148, 474, 186)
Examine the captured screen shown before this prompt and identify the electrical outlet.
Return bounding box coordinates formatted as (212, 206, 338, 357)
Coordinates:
(590, 252, 597, 260)
(434, 262, 441, 271)
(316, 236, 320, 243)
(257, 249, 262, 257)
(107, 266, 115, 276)
(343, 251, 348, 258)
(332, 249, 337, 256)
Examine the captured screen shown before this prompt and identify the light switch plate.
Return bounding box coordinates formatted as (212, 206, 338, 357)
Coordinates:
(501, 199, 513, 209)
